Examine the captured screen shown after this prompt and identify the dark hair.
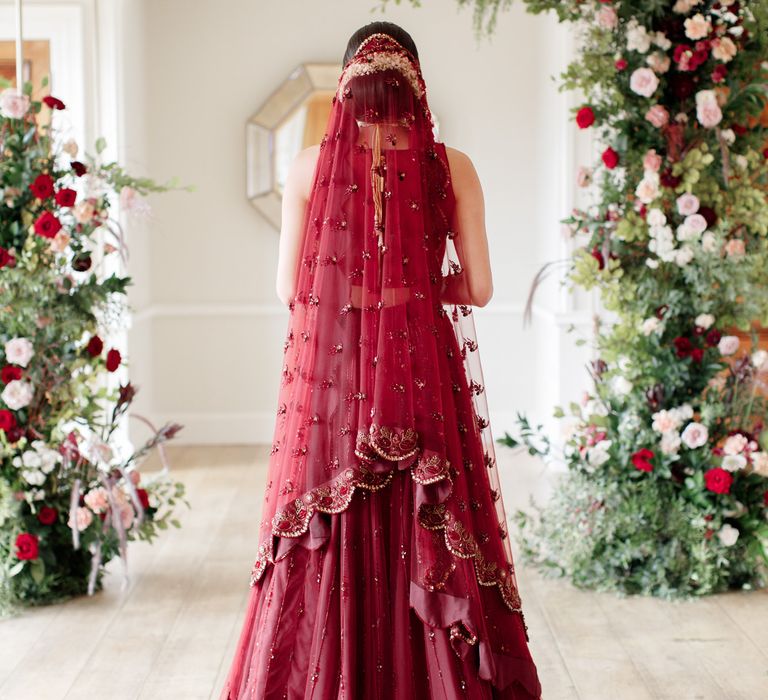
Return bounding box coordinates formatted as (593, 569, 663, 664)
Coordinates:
(343, 21, 419, 66)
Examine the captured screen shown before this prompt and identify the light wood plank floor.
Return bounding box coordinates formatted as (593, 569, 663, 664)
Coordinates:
(0, 445, 766, 699)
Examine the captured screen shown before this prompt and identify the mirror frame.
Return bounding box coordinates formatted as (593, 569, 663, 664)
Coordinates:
(246, 63, 341, 230)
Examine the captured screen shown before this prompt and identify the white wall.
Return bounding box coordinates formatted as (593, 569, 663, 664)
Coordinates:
(116, 0, 593, 445)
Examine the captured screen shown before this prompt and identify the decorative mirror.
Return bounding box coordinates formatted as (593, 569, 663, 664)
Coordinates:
(246, 63, 341, 229)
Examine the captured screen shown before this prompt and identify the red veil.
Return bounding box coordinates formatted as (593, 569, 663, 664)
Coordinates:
(229, 33, 541, 699)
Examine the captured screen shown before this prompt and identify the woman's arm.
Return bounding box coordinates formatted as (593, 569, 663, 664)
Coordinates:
(275, 145, 319, 306)
(441, 147, 494, 307)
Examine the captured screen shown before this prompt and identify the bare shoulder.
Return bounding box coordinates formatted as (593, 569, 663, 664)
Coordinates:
(443, 145, 481, 197)
(286, 144, 321, 199)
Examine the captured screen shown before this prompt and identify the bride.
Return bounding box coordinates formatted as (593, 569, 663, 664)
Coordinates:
(220, 21, 542, 699)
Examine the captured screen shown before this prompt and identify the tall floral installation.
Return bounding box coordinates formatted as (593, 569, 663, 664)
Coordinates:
(387, 0, 768, 597)
(0, 82, 187, 610)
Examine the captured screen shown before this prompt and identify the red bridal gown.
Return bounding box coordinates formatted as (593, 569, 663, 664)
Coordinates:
(220, 33, 542, 700)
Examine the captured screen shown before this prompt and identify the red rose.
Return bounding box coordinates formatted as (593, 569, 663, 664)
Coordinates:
(71, 161, 88, 177)
(590, 247, 605, 270)
(764, 490, 768, 506)
(602, 147, 620, 169)
(15, 532, 39, 560)
(690, 348, 704, 363)
(1, 365, 22, 383)
(576, 106, 595, 129)
(615, 58, 628, 71)
(660, 169, 682, 188)
(136, 488, 150, 510)
(54, 188, 77, 207)
(731, 123, 748, 136)
(704, 467, 733, 495)
(42, 95, 66, 110)
(106, 348, 122, 372)
(0, 247, 16, 268)
(631, 448, 655, 472)
(29, 173, 55, 200)
(34, 211, 62, 239)
(712, 64, 728, 83)
(673, 336, 693, 358)
(705, 329, 722, 347)
(37, 506, 58, 525)
(0, 409, 17, 432)
(86, 335, 104, 357)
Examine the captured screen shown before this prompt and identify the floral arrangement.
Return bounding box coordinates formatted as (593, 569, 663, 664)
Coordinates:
(389, 0, 768, 596)
(0, 81, 187, 609)
(503, 0, 768, 597)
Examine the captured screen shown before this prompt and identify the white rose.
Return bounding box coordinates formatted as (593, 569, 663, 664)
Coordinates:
(718, 335, 740, 356)
(646, 258, 660, 269)
(1, 379, 34, 410)
(4, 337, 34, 367)
(701, 231, 718, 253)
(612, 376, 633, 396)
(717, 523, 739, 547)
(752, 350, 768, 372)
(0, 88, 30, 119)
(22, 469, 46, 486)
(720, 128, 736, 145)
(695, 313, 715, 330)
(675, 246, 695, 267)
(587, 441, 612, 468)
(660, 432, 682, 455)
(653, 409, 681, 434)
(635, 172, 660, 204)
(641, 317, 661, 336)
(647, 208, 667, 227)
(752, 452, 768, 477)
(651, 32, 672, 51)
(627, 20, 652, 53)
(722, 454, 747, 472)
(681, 422, 709, 449)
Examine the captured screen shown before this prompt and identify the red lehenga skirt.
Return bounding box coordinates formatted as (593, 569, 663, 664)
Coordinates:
(219, 469, 542, 699)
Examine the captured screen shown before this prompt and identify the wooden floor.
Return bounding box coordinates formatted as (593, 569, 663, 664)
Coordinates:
(0, 445, 766, 699)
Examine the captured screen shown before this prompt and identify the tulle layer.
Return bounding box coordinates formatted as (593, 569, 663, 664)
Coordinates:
(220, 470, 542, 700)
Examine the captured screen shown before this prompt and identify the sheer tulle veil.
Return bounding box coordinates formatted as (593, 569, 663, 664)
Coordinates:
(249, 31, 529, 652)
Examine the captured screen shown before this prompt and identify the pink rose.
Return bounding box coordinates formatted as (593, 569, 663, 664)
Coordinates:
(68, 506, 93, 532)
(685, 213, 708, 234)
(725, 239, 745, 258)
(0, 88, 30, 119)
(723, 434, 748, 456)
(712, 37, 737, 63)
(681, 422, 709, 450)
(630, 68, 660, 98)
(676, 193, 700, 216)
(647, 52, 671, 74)
(84, 486, 109, 513)
(718, 335, 740, 356)
(576, 166, 593, 188)
(643, 149, 663, 172)
(645, 104, 670, 128)
(696, 90, 723, 129)
(684, 14, 712, 41)
(597, 6, 618, 30)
